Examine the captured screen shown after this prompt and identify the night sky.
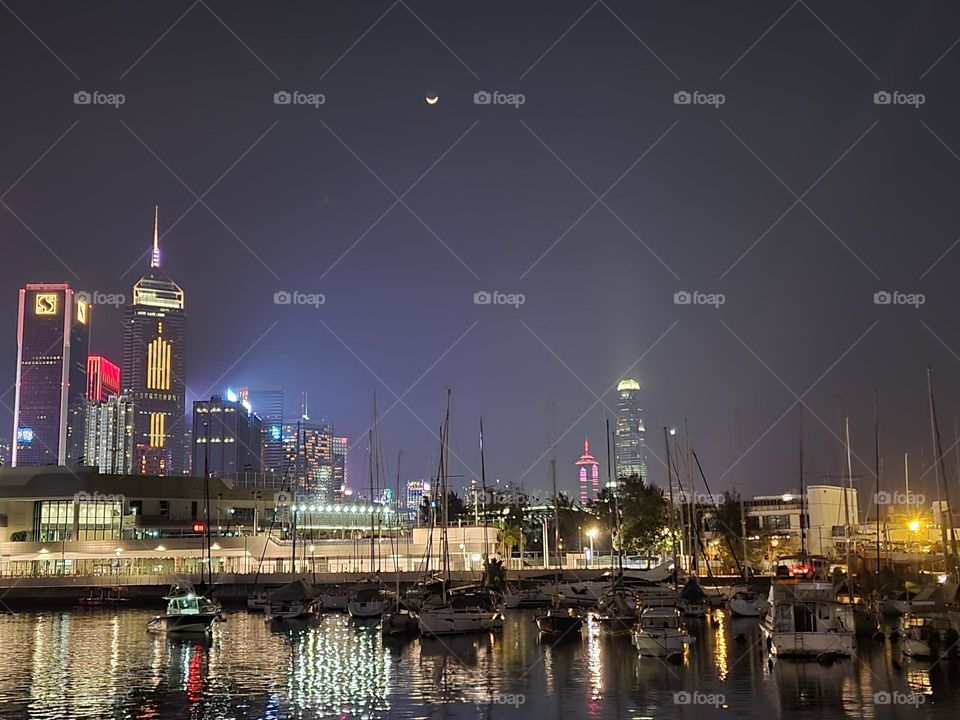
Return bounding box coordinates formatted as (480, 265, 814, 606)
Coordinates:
(4, 1, 960, 502)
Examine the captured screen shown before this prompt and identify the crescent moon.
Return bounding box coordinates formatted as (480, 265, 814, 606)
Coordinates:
(425, 96, 439, 105)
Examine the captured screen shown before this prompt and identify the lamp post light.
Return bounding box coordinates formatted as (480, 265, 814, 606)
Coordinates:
(586, 527, 599, 567)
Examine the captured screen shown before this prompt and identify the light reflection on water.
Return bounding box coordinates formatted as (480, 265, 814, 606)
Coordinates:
(0, 609, 958, 718)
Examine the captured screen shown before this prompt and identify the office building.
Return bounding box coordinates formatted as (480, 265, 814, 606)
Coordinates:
(192, 390, 263, 479)
(240, 386, 284, 474)
(615, 378, 647, 481)
(86, 355, 121, 402)
(83, 394, 135, 473)
(575, 439, 600, 504)
(12, 283, 89, 466)
(122, 208, 187, 476)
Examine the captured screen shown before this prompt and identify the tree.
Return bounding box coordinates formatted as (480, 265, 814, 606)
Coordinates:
(595, 473, 670, 556)
(498, 524, 523, 557)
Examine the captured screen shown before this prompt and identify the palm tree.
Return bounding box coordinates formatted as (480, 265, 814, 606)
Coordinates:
(498, 524, 523, 559)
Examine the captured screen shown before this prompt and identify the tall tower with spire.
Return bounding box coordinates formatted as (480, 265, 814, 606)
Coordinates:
(576, 438, 600, 504)
(123, 207, 187, 476)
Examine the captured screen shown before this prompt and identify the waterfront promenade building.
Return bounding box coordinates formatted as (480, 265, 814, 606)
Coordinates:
(12, 283, 90, 467)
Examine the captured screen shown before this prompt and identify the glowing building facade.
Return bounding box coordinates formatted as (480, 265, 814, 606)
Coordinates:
(575, 439, 600, 504)
(12, 283, 90, 466)
(282, 420, 334, 500)
(86, 355, 121, 402)
(240, 386, 284, 474)
(122, 208, 187, 476)
(83, 394, 135, 473)
(192, 390, 263, 478)
(615, 378, 647, 481)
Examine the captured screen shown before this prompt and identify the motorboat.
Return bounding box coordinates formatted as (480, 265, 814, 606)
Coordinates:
(632, 605, 692, 659)
(77, 587, 128, 608)
(678, 578, 709, 618)
(554, 565, 675, 607)
(595, 585, 638, 635)
(727, 590, 769, 618)
(760, 579, 855, 657)
(147, 586, 221, 634)
(381, 602, 420, 636)
(504, 579, 553, 609)
(901, 610, 960, 658)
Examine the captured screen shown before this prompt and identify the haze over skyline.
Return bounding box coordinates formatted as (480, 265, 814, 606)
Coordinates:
(5, 1, 960, 501)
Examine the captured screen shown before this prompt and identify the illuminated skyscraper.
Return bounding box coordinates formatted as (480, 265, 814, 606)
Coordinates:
(122, 208, 187, 476)
(615, 378, 647, 481)
(12, 283, 90, 466)
(192, 390, 263, 478)
(575, 439, 600, 504)
(282, 419, 334, 500)
(83, 394, 135, 473)
(86, 355, 121, 402)
(240, 386, 284, 474)
(332, 435, 348, 499)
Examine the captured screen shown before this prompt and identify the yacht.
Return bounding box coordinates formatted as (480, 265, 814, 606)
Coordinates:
(264, 579, 321, 621)
(147, 587, 221, 634)
(246, 590, 269, 612)
(760, 579, 855, 657)
(595, 585, 638, 634)
(555, 566, 675, 607)
(419, 585, 504, 636)
(347, 583, 391, 619)
(632, 605, 692, 659)
(318, 584, 350, 612)
(901, 610, 960, 658)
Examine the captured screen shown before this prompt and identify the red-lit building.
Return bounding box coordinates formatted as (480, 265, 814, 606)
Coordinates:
(86, 355, 121, 402)
(576, 439, 600, 504)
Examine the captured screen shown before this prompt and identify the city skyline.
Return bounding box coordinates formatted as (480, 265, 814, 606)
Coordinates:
(4, 2, 960, 501)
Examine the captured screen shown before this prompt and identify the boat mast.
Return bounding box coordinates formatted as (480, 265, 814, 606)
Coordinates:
(607, 418, 622, 575)
(550, 457, 560, 605)
(927, 368, 959, 581)
(441, 390, 451, 602)
(480, 417, 489, 562)
(799, 406, 807, 558)
(843, 417, 854, 584)
(874, 395, 881, 575)
(664, 426, 677, 589)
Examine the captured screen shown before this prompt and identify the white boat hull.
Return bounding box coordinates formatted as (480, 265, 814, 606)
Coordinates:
(728, 597, 769, 618)
(348, 599, 389, 619)
(633, 629, 690, 657)
(147, 613, 218, 634)
(761, 620, 855, 657)
(418, 608, 503, 635)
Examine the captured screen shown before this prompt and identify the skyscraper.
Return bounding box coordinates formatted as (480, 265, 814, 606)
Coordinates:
(282, 419, 334, 499)
(122, 208, 187, 476)
(240, 386, 284, 474)
(332, 435, 348, 499)
(615, 378, 647, 481)
(12, 283, 89, 466)
(86, 355, 121, 402)
(192, 389, 263, 479)
(83, 394, 135, 473)
(575, 439, 600, 504)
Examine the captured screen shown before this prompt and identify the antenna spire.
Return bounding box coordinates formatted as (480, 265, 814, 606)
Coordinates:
(150, 205, 161, 268)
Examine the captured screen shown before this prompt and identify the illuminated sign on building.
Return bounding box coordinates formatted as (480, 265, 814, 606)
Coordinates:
(16, 427, 34, 445)
(149, 412, 166, 447)
(146, 336, 172, 390)
(35, 293, 58, 315)
(76, 300, 88, 324)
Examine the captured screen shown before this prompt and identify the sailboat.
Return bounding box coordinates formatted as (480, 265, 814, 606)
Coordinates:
(760, 409, 855, 658)
(383, 451, 419, 636)
(418, 391, 504, 636)
(348, 397, 391, 620)
(536, 458, 584, 638)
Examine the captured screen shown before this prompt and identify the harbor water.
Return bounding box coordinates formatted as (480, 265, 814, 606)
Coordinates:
(0, 608, 957, 719)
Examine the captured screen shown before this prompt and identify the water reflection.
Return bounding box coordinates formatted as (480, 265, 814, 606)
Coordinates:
(0, 608, 959, 718)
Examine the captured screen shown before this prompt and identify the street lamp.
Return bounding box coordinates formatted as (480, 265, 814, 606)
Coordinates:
(586, 527, 599, 566)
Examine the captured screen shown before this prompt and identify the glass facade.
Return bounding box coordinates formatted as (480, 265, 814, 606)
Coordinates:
(34, 499, 123, 541)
